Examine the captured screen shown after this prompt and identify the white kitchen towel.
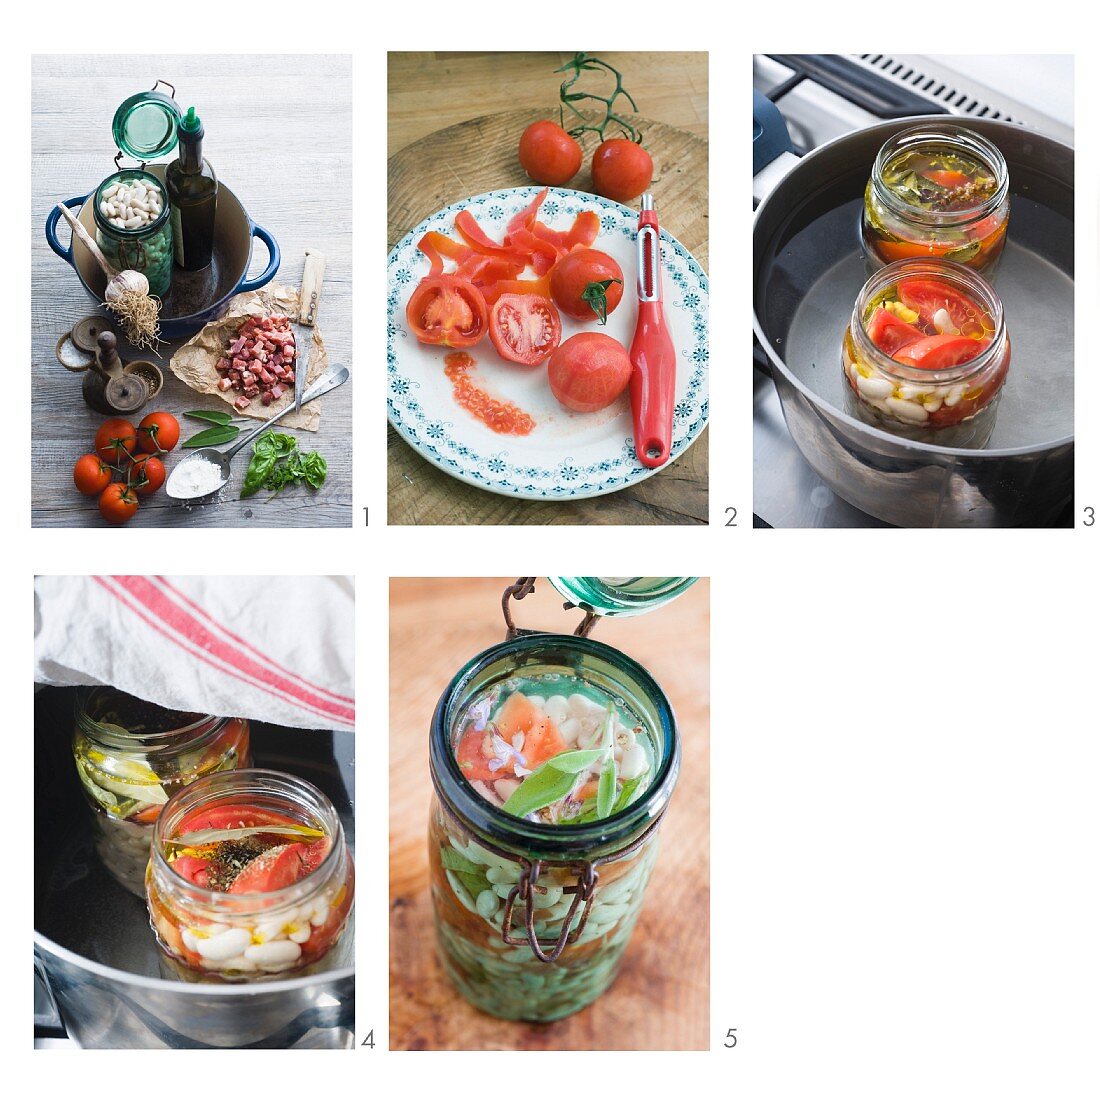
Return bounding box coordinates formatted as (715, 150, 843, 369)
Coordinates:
(34, 576, 354, 732)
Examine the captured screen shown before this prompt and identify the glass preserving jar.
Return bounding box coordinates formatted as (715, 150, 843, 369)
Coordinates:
(92, 169, 174, 297)
(72, 687, 250, 896)
(146, 769, 354, 982)
(429, 628, 680, 1022)
(842, 258, 1010, 448)
(547, 577, 698, 617)
(862, 123, 1010, 276)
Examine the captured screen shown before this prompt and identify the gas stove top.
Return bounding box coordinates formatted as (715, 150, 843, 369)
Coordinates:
(752, 53, 1074, 528)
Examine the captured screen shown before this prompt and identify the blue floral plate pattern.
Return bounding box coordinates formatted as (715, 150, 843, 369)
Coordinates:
(387, 187, 709, 500)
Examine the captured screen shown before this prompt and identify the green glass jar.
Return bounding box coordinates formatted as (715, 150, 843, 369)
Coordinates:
(428, 631, 680, 1022)
(547, 577, 698, 618)
(92, 168, 173, 297)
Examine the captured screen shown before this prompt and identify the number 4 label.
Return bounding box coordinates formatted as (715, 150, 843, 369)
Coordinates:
(361, 1029, 375, 1048)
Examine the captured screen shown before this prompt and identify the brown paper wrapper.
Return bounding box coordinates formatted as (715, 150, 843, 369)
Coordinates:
(169, 284, 328, 432)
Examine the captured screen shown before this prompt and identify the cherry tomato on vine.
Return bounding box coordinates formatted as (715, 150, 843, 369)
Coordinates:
(550, 250, 624, 323)
(99, 482, 140, 525)
(131, 454, 166, 495)
(488, 294, 562, 367)
(137, 411, 180, 454)
(591, 139, 653, 204)
(406, 275, 488, 348)
(94, 418, 137, 465)
(518, 121, 583, 186)
(73, 454, 112, 496)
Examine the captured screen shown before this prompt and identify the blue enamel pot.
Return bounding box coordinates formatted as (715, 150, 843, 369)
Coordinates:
(44, 164, 280, 341)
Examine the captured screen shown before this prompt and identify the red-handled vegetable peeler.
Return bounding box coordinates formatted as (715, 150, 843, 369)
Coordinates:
(628, 193, 676, 469)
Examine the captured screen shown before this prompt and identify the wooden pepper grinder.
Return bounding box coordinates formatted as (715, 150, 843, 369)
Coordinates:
(59, 327, 163, 415)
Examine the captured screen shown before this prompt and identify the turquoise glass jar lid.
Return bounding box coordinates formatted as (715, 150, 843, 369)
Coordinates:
(547, 577, 697, 617)
(111, 89, 181, 161)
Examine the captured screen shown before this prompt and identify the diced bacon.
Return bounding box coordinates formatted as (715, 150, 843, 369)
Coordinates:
(223, 313, 296, 408)
(215, 357, 230, 372)
(217, 377, 233, 392)
(234, 395, 252, 411)
(271, 383, 286, 399)
(261, 390, 274, 406)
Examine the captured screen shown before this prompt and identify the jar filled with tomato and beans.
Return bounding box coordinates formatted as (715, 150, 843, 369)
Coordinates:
(862, 124, 1010, 277)
(146, 769, 354, 982)
(72, 687, 251, 897)
(842, 259, 1010, 448)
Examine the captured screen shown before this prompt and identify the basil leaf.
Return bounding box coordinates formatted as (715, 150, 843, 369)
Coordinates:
(596, 756, 617, 820)
(301, 451, 327, 489)
(182, 425, 240, 449)
(184, 410, 234, 426)
(240, 452, 276, 498)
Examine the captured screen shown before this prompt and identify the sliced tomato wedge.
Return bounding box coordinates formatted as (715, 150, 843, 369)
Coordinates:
(228, 837, 332, 894)
(866, 307, 924, 354)
(495, 693, 567, 768)
(897, 278, 989, 337)
(489, 293, 561, 366)
(406, 275, 488, 347)
(923, 169, 971, 188)
(456, 727, 503, 781)
(893, 334, 990, 370)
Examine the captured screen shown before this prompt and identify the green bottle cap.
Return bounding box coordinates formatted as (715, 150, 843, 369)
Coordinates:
(180, 106, 201, 134)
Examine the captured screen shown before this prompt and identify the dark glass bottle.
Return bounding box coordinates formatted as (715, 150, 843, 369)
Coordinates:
(165, 106, 218, 272)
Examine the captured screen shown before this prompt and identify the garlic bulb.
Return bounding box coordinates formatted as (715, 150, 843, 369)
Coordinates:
(105, 268, 150, 302)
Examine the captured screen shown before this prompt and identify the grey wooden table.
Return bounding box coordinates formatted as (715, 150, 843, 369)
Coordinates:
(31, 54, 352, 527)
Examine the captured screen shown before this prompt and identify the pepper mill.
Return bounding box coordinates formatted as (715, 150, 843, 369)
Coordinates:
(57, 323, 164, 415)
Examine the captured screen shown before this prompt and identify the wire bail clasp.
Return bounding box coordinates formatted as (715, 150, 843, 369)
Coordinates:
(501, 577, 600, 640)
(500, 859, 599, 963)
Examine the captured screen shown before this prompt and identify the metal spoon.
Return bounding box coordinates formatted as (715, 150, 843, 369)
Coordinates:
(166, 365, 349, 502)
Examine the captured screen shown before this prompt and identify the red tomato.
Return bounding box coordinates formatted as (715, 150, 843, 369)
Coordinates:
(73, 454, 112, 496)
(98, 482, 139, 524)
(131, 454, 166, 495)
(456, 726, 503, 781)
(893, 335, 990, 370)
(591, 139, 653, 203)
(897, 279, 988, 337)
(550, 250, 624, 323)
(406, 275, 488, 347)
(94, 418, 137, 465)
(548, 332, 633, 412)
(228, 837, 332, 894)
(923, 169, 970, 189)
(488, 293, 561, 366)
(137, 411, 180, 454)
(518, 121, 582, 186)
(866, 308, 924, 354)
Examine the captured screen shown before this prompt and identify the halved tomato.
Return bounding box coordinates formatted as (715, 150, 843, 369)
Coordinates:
(866, 307, 924, 354)
(406, 275, 488, 347)
(897, 279, 988, 337)
(488, 293, 562, 366)
(893, 334, 990, 370)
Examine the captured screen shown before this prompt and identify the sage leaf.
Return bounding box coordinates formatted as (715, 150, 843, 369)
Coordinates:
(183, 424, 240, 449)
(440, 847, 483, 875)
(613, 775, 643, 813)
(184, 409, 234, 426)
(501, 748, 603, 818)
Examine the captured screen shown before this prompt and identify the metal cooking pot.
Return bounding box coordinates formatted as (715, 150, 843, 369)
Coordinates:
(753, 112, 1074, 528)
(34, 697, 353, 1050)
(44, 164, 280, 341)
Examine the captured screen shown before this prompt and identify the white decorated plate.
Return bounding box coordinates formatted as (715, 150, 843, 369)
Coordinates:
(387, 187, 709, 500)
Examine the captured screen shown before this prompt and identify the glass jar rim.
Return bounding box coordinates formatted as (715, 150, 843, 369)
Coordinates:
(92, 169, 170, 236)
(150, 768, 344, 909)
(430, 633, 681, 861)
(74, 686, 231, 750)
(850, 258, 1007, 383)
(871, 123, 1010, 227)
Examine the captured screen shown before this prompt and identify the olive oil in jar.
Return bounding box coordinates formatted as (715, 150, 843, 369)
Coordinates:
(166, 106, 218, 271)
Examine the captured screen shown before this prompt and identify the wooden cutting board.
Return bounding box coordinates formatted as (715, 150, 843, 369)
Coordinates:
(389, 577, 710, 1050)
(387, 110, 709, 526)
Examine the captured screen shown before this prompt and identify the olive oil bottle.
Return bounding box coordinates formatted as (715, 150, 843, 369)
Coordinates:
(166, 106, 217, 272)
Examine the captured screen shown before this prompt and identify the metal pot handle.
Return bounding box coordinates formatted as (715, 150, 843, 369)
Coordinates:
(44, 195, 89, 267)
(33, 955, 67, 1038)
(238, 221, 282, 294)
